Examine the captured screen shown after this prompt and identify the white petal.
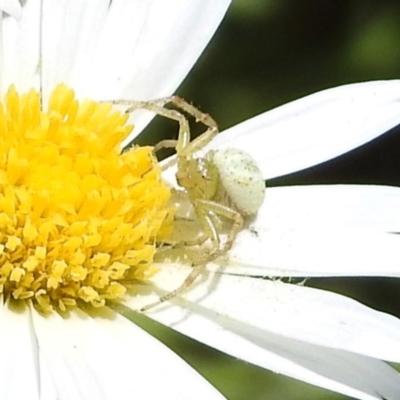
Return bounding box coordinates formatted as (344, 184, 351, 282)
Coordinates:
(40, 0, 111, 106)
(127, 273, 400, 400)
(229, 228, 400, 278)
(144, 271, 400, 362)
(39, 0, 230, 141)
(0, 301, 40, 399)
(74, 0, 231, 99)
(0, 0, 41, 94)
(32, 306, 224, 400)
(0, 0, 22, 19)
(95, 0, 230, 145)
(254, 184, 400, 232)
(205, 80, 400, 179)
(223, 184, 400, 278)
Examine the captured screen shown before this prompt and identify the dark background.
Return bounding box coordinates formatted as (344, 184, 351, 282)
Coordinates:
(132, 1, 400, 398)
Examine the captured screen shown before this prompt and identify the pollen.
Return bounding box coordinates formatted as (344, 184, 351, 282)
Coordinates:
(0, 84, 172, 313)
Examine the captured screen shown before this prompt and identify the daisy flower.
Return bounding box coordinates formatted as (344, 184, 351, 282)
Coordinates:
(1, 1, 400, 400)
(0, 1, 231, 399)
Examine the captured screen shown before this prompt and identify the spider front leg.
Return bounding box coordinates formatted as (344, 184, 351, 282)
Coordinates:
(116, 99, 191, 160)
(151, 96, 219, 157)
(141, 200, 243, 312)
(110, 97, 219, 169)
(193, 198, 244, 260)
(163, 196, 244, 265)
(140, 262, 206, 312)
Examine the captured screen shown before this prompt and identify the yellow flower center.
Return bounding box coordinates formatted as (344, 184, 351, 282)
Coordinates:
(0, 84, 172, 313)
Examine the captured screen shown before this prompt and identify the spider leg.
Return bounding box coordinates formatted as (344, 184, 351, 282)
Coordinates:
(140, 200, 243, 312)
(110, 97, 219, 157)
(140, 263, 205, 312)
(193, 198, 243, 255)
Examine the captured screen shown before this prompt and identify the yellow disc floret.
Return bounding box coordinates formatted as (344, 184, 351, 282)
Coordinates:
(0, 84, 172, 312)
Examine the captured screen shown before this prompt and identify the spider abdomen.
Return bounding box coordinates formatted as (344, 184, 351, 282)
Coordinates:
(212, 148, 265, 215)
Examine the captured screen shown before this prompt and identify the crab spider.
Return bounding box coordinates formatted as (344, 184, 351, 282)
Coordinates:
(111, 97, 265, 311)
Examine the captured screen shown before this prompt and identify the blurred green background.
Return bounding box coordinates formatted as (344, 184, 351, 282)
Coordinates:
(132, 1, 400, 399)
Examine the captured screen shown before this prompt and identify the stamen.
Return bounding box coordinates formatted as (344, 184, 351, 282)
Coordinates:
(0, 84, 172, 313)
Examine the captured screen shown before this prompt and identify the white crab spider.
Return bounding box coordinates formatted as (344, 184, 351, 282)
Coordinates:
(111, 97, 265, 310)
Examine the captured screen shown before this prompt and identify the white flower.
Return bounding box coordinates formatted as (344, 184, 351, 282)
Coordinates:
(1, 1, 400, 400)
